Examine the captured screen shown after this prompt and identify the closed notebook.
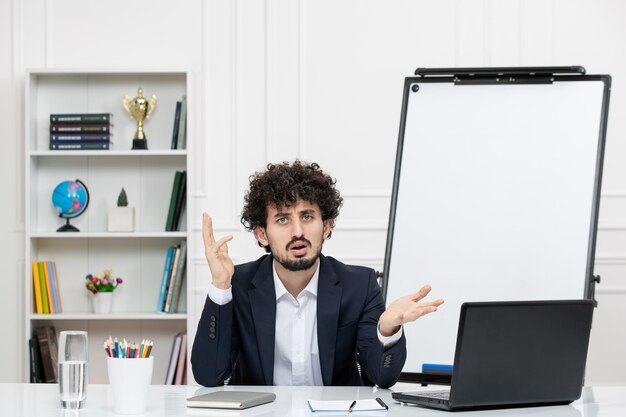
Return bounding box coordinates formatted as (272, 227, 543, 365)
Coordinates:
(186, 391, 276, 409)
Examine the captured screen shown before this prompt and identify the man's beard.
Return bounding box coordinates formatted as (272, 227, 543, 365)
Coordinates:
(272, 236, 323, 272)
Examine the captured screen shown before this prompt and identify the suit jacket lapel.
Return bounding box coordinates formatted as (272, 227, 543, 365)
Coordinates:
(249, 256, 276, 385)
(317, 255, 342, 385)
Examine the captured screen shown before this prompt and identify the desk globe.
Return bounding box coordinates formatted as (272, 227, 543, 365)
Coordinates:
(52, 179, 90, 232)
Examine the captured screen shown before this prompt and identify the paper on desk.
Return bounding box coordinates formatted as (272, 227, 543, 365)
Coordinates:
(307, 399, 387, 413)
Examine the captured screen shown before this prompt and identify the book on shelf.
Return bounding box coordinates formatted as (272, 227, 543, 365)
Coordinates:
(29, 336, 43, 383)
(165, 171, 184, 231)
(177, 95, 187, 150)
(50, 113, 113, 124)
(32, 262, 43, 314)
(50, 123, 112, 133)
(32, 261, 62, 314)
(163, 245, 181, 313)
(49, 141, 110, 150)
(171, 171, 187, 231)
(45, 261, 62, 313)
(165, 332, 183, 384)
(42, 262, 54, 314)
(156, 246, 176, 312)
(173, 332, 187, 384)
(164, 239, 187, 313)
(50, 133, 113, 141)
(171, 101, 182, 149)
(37, 262, 50, 314)
(51, 123, 112, 133)
(168, 239, 187, 313)
(35, 325, 58, 383)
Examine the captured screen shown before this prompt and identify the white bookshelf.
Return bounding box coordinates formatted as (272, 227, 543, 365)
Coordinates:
(24, 70, 193, 384)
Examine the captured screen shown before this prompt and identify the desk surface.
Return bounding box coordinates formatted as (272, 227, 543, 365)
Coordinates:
(0, 383, 624, 416)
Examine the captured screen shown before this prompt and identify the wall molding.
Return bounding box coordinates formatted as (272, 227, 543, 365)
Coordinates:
(341, 190, 391, 198)
(600, 191, 626, 198)
(595, 256, 626, 265)
(595, 287, 626, 295)
(598, 221, 626, 231)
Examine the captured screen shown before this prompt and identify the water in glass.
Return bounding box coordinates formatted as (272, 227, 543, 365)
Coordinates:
(58, 360, 87, 408)
(58, 331, 88, 409)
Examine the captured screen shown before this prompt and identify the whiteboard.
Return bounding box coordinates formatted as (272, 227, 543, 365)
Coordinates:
(383, 69, 610, 376)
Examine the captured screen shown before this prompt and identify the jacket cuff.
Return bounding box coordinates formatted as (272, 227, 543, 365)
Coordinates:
(207, 283, 233, 305)
(377, 323, 403, 347)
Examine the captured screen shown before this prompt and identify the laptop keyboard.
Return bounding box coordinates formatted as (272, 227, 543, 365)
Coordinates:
(419, 391, 450, 400)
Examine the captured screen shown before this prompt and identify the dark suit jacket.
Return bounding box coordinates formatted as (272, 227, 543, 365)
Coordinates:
(191, 254, 406, 388)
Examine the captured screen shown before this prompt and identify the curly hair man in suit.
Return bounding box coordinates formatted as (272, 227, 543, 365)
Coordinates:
(192, 160, 443, 387)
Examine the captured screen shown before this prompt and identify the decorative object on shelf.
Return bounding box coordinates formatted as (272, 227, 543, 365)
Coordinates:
(52, 179, 90, 232)
(85, 269, 123, 313)
(123, 87, 157, 150)
(108, 188, 135, 232)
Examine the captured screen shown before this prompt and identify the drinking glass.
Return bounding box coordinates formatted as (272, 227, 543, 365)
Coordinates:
(58, 331, 88, 409)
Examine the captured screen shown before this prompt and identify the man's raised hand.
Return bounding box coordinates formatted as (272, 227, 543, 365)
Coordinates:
(379, 284, 444, 337)
(202, 213, 234, 289)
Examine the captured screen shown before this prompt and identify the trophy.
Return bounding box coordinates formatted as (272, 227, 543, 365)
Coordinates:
(123, 87, 157, 150)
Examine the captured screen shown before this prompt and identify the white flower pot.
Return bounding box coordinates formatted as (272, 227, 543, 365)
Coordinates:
(108, 207, 135, 232)
(91, 292, 114, 313)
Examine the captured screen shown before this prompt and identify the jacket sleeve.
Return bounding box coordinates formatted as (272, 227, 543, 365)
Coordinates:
(191, 295, 239, 386)
(356, 270, 407, 389)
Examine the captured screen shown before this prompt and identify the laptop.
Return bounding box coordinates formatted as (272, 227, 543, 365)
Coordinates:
(392, 299, 594, 411)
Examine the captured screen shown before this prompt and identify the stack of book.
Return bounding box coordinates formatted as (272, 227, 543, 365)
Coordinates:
(165, 170, 186, 231)
(32, 261, 62, 314)
(165, 332, 187, 384)
(156, 240, 187, 314)
(170, 95, 187, 149)
(29, 325, 58, 383)
(49, 113, 113, 150)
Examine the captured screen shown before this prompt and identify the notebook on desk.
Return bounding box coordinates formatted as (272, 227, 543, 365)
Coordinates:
(187, 391, 276, 409)
(392, 299, 594, 411)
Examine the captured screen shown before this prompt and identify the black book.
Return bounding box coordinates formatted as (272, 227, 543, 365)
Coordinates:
(172, 171, 187, 231)
(50, 141, 110, 150)
(171, 101, 182, 149)
(35, 326, 58, 383)
(50, 123, 112, 133)
(165, 171, 183, 231)
(50, 113, 113, 124)
(29, 336, 43, 383)
(50, 133, 112, 141)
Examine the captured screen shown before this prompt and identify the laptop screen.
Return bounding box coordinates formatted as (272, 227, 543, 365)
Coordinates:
(450, 300, 594, 407)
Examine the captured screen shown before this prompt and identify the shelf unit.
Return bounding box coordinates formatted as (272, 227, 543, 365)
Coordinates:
(24, 70, 193, 384)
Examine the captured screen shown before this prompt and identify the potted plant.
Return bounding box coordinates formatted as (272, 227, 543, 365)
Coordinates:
(85, 269, 123, 313)
(108, 188, 135, 232)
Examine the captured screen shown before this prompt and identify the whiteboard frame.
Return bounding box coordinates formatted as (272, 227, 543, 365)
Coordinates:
(381, 67, 611, 382)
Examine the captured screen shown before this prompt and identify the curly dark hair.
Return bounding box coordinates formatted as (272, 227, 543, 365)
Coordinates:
(241, 160, 343, 251)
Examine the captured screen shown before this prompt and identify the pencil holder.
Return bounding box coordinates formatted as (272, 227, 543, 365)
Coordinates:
(107, 356, 153, 414)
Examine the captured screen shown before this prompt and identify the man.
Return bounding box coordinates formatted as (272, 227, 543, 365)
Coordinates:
(191, 160, 443, 388)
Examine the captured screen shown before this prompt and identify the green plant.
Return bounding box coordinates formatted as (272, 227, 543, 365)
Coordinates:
(85, 269, 123, 294)
(117, 188, 128, 207)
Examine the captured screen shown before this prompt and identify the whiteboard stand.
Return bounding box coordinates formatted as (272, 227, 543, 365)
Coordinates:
(382, 66, 611, 384)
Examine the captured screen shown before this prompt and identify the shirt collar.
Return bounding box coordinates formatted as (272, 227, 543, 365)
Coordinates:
(272, 259, 320, 301)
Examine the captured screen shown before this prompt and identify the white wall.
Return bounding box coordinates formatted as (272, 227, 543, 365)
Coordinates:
(1, 0, 625, 385)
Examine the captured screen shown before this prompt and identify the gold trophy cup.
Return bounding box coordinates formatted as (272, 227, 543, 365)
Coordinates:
(123, 87, 157, 150)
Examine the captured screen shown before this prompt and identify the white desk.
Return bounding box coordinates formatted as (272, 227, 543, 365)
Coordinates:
(0, 383, 623, 416)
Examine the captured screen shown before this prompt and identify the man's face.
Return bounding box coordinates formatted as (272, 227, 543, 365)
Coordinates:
(253, 200, 332, 272)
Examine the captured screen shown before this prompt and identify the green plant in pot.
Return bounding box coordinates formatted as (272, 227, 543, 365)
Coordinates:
(108, 188, 135, 232)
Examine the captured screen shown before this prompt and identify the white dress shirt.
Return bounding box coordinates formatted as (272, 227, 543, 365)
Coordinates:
(207, 260, 403, 385)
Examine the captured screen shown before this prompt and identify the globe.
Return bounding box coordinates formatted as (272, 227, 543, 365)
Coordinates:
(52, 179, 90, 232)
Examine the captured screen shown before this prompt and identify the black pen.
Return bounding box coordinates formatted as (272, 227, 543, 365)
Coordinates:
(375, 397, 389, 410)
(348, 400, 357, 412)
